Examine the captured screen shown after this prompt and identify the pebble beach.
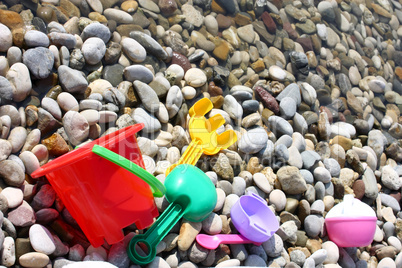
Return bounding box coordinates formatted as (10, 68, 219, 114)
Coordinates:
(0, 0, 401, 267)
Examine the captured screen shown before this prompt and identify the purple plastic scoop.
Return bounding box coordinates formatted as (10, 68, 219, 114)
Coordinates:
(196, 192, 279, 249)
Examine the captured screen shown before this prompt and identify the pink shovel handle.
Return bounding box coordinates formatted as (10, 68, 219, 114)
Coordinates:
(196, 234, 262, 249)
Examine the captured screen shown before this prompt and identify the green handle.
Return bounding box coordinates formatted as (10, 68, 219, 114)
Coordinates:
(128, 202, 185, 265)
(92, 145, 166, 197)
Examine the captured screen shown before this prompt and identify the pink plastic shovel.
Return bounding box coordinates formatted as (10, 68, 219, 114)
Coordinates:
(196, 234, 262, 249)
(196, 193, 279, 249)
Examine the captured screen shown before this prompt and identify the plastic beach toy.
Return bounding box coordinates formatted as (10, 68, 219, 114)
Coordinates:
(31, 124, 166, 247)
(325, 195, 377, 247)
(128, 164, 217, 265)
(196, 192, 279, 249)
(165, 98, 237, 175)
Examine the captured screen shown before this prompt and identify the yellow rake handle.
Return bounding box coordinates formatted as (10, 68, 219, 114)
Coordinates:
(165, 140, 203, 175)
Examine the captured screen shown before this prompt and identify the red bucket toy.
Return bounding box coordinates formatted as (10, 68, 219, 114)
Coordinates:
(31, 124, 165, 247)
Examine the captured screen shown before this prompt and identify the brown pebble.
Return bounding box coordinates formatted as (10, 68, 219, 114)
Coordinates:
(41, 133, 70, 156)
(306, 239, 322, 253)
(330, 135, 353, 151)
(211, 95, 224, 109)
(212, 39, 230, 61)
(296, 37, 313, 52)
(234, 13, 251, 26)
(159, 0, 177, 15)
(352, 180, 365, 199)
(25, 106, 38, 127)
(261, 12, 276, 34)
(0, 9, 24, 29)
(171, 52, 191, 73)
(247, 157, 263, 174)
(121, 0, 138, 13)
(216, 14, 231, 29)
(255, 86, 280, 115)
(208, 81, 223, 97)
(376, 246, 396, 260)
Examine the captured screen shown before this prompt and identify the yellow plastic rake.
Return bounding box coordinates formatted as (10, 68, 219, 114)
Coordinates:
(165, 98, 237, 175)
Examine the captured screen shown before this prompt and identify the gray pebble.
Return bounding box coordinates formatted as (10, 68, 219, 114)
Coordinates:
(124, 65, 154, 84)
(0, 77, 13, 104)
(107, 242, 130, 268)
(0, 23, 12, 52)
(323, 158, 341, 177)
(81, 23, 111, 43)
(121, 37, 146, 63)
(314, 181, 325, 200)
(222, 194, 239, 216)
(275, 135, 293, 148)
(230, 244, 248, 261)
(301, 150, 321, 169)
(80, 99, 102, 111)
(380, 193, 401, 213)
(290, 250, 306, 266)
(166, 86, 183, 118)
(232, 176, 246, 196)
(244, 254, 266, 266)
(42, 97, 62, 120)
(313, 167, 331, 183)
(188, 242, 208, 263)
(0, 159, 24, 186)
(262, 234, 283, 257)
(304, 215, 322, 237)
(223, 95, 243, 121)
(131, 108, 161, 133)
(133, 81, 159, 113)
(58, 66, 88, 93)
(300, 169, 314, 184)
(82, 37, 106, 65)
(279, 97, 297, 119)
(24, 30, 50, 47)
(62, 111, 89, 146)
(268, 116, 293, 137)
(310, 200, 325, 215)
(201, 212, 222, 235)
(8, 127, 27, 153)
(238, 127, 268, 154)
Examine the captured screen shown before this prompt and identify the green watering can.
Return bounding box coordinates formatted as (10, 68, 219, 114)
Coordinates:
(127, 164, 217, 265)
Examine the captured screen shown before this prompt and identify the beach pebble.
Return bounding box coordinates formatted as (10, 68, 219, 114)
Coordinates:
(58, 65, 88, 93)
(1, 187, 23, 208)
(29, 224, 56, 255)
(202, 212, 222, 235)
(19, 151, 40, 175)
(1, 237, 15, 266)
(23, 47, 54, 79)
(62, 111, 89, 146)
(19, 252, 50, 268)
(0, 23, 12, 52)
(82, 37, 106, 65)
(7, 63, 32, 102)
(166, 86, 183, 118)
(8, 127, 27, 153)
(304, 215, 323, 237)
(381, 165, 402, 190)
(57, 92, 79, 112)
(133, 81, 159, 113)
(184, 68, 207, 87)
(121, 37, 146, 63)
(131, 108, 161, 133)
(224, 95, 243, 121)
(238, 128, 268, 154)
